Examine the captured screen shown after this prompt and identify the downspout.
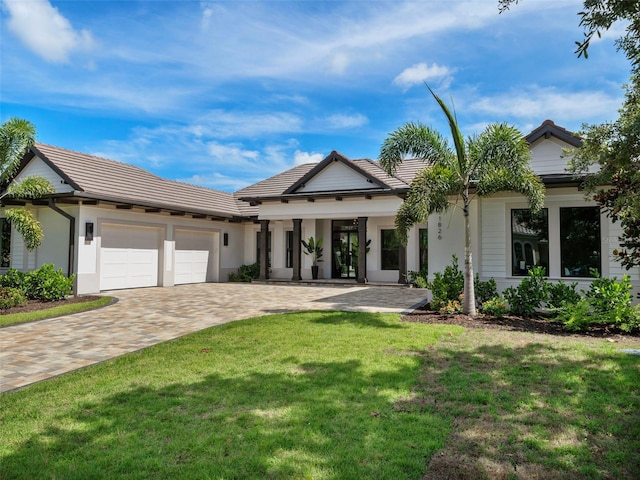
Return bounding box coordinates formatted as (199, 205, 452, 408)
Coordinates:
(47, 199, 76, 294)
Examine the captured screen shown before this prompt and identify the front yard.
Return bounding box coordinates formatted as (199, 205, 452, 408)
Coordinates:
(1, 311, 638, 479)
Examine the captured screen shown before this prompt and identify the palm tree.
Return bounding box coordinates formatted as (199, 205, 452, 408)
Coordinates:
(0, 118, 54, 250)
(379, 87, 545, 316)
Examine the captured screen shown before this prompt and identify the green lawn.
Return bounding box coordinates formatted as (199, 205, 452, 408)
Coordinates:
(1, 311, 638, 479)
(0, 296, 113, 328)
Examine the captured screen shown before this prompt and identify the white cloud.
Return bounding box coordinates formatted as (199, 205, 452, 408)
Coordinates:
(393, 63, 453, 89)
(206, 142, 260, 166)
(325, 113, 369, 129)
(3, 0, 94, 63)
(294, 151, 323, 165)
(90, 120, 324, 192)
(469, 87, 622, 122)
(200, 2, 215, 29)
(195, 110, 304, 138)
(177, 172, 250, 192)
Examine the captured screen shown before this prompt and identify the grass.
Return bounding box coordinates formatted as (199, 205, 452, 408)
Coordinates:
(0, 296, 113, 328)
(1, 311, 638, 479)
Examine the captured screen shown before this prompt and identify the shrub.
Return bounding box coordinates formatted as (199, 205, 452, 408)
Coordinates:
(0, 268, 26, 290)
(556, 298, 594, 331)
(439, 298, 462, 315)
(474, 274, 498, 306)
(229, 263, 260, 282)
(547, 280, 580, 309)
(0, 287, 27, 310)
(503, 266, 549, 317)
(408, 268, 428, 288)
(24, 264, 73, 301)
(427, 255, 463, 310)
(557, 275, 640, 332)
(481, 296, 510, 318)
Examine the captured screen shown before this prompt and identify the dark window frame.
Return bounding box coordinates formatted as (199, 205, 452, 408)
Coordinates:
(511, 208, 549, 276)
(285, 230, 293, 268)
(560, 206, 601, 278)
(380, 229, 399, 271)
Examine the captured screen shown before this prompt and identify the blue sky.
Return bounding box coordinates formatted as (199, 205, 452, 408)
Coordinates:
(0, 0, 631, 192)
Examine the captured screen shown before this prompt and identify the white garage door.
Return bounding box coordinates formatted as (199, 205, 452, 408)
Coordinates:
(174, 230, 214, 285)
(100, 224, 160, 291)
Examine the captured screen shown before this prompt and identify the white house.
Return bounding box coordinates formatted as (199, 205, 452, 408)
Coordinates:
(2, 120, 638, 298)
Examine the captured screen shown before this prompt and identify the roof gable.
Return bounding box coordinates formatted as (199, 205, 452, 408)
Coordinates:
(15, 151, 78, 193)
(526, 119, 582, 147)
(284, 151, 390, 194)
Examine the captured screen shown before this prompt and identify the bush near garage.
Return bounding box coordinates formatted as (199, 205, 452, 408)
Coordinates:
(0, 287, 27, 310)
(228, 263, 260, 282)
(0, 264, 73, 302)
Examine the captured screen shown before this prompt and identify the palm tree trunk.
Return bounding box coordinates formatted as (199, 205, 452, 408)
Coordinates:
(462, 195, 477, 316)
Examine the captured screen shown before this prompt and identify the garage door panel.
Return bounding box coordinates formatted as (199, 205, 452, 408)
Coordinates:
(100, 224, 160, 290)
(174, 230, 214, 285)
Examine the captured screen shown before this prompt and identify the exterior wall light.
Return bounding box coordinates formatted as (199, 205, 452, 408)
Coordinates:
(85, 222, 94, 242)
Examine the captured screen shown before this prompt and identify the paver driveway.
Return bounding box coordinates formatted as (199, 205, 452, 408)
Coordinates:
(0, 283, 428, 393)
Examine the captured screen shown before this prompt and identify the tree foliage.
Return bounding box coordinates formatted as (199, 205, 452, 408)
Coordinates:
(380, 86, 545, 316)
(569, 74, 640, 269)
(0, 118, 54, 251)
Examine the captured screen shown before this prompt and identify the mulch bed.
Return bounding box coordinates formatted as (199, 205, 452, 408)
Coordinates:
(0, 296, 104, 315)
(403, 304, 640, 338)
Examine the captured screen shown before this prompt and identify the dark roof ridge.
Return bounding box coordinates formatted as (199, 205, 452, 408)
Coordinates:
(525, 120, 582, 147)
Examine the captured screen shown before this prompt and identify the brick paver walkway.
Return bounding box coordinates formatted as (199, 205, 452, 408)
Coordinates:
(0, 283, 427, 393)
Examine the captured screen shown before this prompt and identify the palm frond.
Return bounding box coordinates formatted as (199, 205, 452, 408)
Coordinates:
(426, 84, 467, 179)
(0, 118, 36, 183)
(379, 122, 453, 175)
(7, 176, 55, 199)
(394, 165, 461, 244)
(470, 123, 531, 176)
(4, 208, 44, 251)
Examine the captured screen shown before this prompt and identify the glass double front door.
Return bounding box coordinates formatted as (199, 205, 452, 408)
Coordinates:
(332, 221, 358, 279)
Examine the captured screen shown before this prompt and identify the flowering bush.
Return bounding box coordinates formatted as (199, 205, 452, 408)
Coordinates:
(439, 298, 462, 315)
(481, 297, 509, 318)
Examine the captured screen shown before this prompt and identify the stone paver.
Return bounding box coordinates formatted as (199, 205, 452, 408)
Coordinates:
(0, 283, 427, 393)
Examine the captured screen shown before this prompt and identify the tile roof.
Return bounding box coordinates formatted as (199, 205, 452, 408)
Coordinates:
(31, 144, 243, 218)
(235, 163, 316, 199)
(236, 155, 423, 200)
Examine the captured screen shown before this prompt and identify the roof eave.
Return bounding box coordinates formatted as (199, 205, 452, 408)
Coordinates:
(13, 191, 251, 221)
(239, 188, 407, 204)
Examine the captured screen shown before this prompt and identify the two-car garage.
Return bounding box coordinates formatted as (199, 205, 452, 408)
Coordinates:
(99, 223, 219, 291)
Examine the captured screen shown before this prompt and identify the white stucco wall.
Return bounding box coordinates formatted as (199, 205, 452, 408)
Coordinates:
(31, 203, 246, 294)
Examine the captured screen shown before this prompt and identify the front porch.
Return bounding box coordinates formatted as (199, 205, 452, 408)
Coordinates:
(256, 216, 409, 285)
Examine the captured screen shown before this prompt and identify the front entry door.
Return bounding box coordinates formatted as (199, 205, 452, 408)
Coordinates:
(332, 220, 358, 279)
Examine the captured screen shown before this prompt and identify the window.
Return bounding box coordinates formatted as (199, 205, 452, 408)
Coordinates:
(511, 209, 548, 276)
(419, 228, 428, 272)
(560, 207, 601, 277)
(381, 229, 399, 270)
(256, 231, 271, 266)
(285, 230, 293, 268)
(0, 218, 10, 268)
